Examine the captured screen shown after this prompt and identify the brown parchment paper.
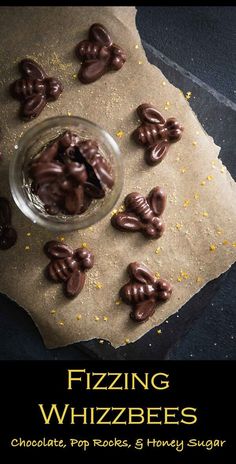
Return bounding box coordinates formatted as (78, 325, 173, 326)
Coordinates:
(0, 6, 236, 349)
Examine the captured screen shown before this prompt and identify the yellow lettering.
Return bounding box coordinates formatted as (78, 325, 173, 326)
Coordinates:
(38, 404, 69, 425)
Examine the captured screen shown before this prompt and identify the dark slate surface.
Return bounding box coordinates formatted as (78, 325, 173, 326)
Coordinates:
(0, 6, 235, 360)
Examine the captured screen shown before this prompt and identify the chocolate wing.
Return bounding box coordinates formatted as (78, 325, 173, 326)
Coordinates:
(130, 299, 156, 323)
(78, 59, 109, 84)
(20, 59, 46, 80)
(66, 270, 86, 297)
(44, 241, 73, 259)
(127, 262, 155, 284)
(147, 186, 167, 216)
(137, 104, 166, 125)
(22, 94, 46, 120)
(111, 212, 142, 232)
(145, 140, 169, 166)
(89, 23, 113, 47)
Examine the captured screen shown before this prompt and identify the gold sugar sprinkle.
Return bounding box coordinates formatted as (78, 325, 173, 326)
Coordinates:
(155, 247, 161, 254)
(180, 167, 187, 173)
(196, 131, 200, 135)
(82, 242, 88, 248)
(181, 270, 189, 279)
(207, 175, 214, 181)
(95, 282, 103, 289)
(103, 316, 108, 322)
(194, 192, 200, 200)
(211, 160, 216, 166)
(118, 205, 125, 213)
(210, 244, 216, 252)
(125, 338, 130, 344)
(138, 60, 143, 65)
(200, 180, 206, 186)
(175, 223, 183, 230)
(164, 106, 169, 110)
(166, 101, 170, 106)
(223, 240, 229, 245)
(232, 242, 236, 247)
(162, 81, 166, 86)
(185, 91, 192, 100)
(59, 236, 65, 242)
(67, 111, 72, 116)
(76, 314, 82, 320)
(111, 209, 117, 216)
(183, 199, 190, 208)
(94, 316, 100, 321)
(192, 141, 197, 146)
(116, 130, 124, 138)
(72, 73, 77, 79)
(196, 276, 202, 283)
(59, 321, 64, 326)
(157, 329, 162, 335)
(50, 309, 56, 315)
(177, 276, 182, 282)
(202, 211, 209, 217)
(25, 246, 30, 250)
(135, 44, 139, 49)
(155, 272, 160, 279)
(26, 232, 31, 237)
(221, 167, 226, 173)
(88, 226, 94, 232)
(115, 299, 122, 305)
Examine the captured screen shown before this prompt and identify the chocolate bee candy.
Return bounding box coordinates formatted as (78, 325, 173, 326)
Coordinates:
(75, 23, 126, 84)
(119, 262, 172, 323)
(111, 186, 166, 239)
(10, 59, 63, 120)
(133, 103, 183, 166)
(44, 240, 94, 298)
(0, 197, 17, 250)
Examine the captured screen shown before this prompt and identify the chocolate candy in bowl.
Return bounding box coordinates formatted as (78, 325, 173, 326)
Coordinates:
(9, 116, 123, 232)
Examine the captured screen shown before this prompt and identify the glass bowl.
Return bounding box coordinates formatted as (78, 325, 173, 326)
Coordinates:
(9, 116, 123, 232)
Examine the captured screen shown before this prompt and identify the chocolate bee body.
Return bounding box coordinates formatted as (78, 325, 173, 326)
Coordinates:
(119, 262, 172, 323)
(121, 282, 156, 304)
(125, 192, 156, 222)
(76, 40, 110, 61)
